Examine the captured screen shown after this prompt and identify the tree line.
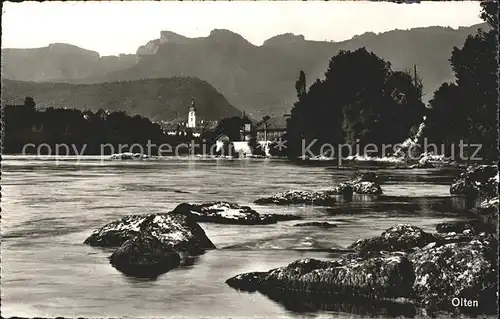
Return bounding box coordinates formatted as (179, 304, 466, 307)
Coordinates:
(426, 1, 498, 160)
(3, 100, 252, 156)
(282, 1, 497, 161)
(285, 49, 426, 157)
(2, 101, 192, 155)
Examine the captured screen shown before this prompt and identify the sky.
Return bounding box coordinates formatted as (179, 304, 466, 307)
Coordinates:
(2, 1, 483, 56)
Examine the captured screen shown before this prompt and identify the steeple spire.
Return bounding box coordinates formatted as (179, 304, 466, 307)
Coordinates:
(187, 98, 196, 128)
(190, 97, 196, 111)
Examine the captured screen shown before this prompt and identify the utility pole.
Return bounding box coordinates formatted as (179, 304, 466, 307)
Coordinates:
(413, 64, 418, 97)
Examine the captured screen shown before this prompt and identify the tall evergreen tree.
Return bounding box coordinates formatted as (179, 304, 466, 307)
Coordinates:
(295, 70, 307, 97)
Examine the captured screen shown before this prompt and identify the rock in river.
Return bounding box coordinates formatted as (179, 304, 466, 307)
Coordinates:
(325, 172, 383, 196)
(349, 224, 436, 253)
(450, 165, 498, 229)
(226, 253, 415, 300)
(450, 165, 498, 199)
(172, 201, 301, 225)
(85, 211, 215, 277)
(435, 220, 492, 234)
(254, 190, 337, 206)
(84, 212, 215, 252)
(349, 172, 383, 195)
(293, 222, 338, 229)
(109, 233, 181, 278)
(254, 172, 382, 205)
(409, 236, 497, 313)
(110, 152, 150, 160)
(349, 223, 496, 253)
(228, 223, 498, 315)
(472, 196, 499, 228)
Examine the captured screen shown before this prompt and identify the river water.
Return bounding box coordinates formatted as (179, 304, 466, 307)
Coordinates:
(0, 156, 473, 318)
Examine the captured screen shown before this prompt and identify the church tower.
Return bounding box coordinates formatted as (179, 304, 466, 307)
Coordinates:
(187, 98, 196, 128)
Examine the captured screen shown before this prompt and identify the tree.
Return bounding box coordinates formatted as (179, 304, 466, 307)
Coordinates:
(380, 69, 426, 145)
(480, 0, 498, 31)
(428, 1, 498, 160)
(214, 116, 244, 141)
(261, 115, 270, 141)
(285, 48, 424, 157)
(295, 70, 307, 97)
(24, 96, 36, 108)
(248, 131, 265, 156)
(427, 83, 467, 153)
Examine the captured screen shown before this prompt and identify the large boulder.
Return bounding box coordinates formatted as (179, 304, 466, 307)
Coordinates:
(226, 253, 415, 300)
(450, 165, 498, 230)
(109, 234, 181, 278)
(172, 202, 301, 225)
(349, 224, 436, 253)
(85, 212, 215, 278)
(409, 237, 497, 313)
(472, 196, 499, 228)
(450, 165, 498, 199)
(254, 190, 337, 206)
(84, 212, 215, 253)
(349, 224, 498, 313)
(227, 222, 498, 315)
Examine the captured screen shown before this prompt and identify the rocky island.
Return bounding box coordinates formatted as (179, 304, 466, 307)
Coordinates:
(84, 201, 301, 277)
(254, 172, 383, 205)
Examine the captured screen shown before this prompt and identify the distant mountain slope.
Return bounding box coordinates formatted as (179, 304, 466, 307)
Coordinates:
(2, 24, 488, 117)
(1, 43, 136, 82)
(87, 24, 488, 116)
(335, 25, 488, 101)
(1, 78, 241, 121)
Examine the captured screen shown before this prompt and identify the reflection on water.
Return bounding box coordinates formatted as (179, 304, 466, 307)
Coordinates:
(258, 289, 418, 318)
(0, 156, 479, 318)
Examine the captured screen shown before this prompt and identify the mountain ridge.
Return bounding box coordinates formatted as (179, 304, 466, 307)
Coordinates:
(2, 23, 489, 116)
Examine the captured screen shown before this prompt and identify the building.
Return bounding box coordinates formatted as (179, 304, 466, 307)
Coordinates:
(160, 111, 217, 138)
(187, 98, 196, 128)
(240, 114, 253, 141)
(255, 115, 288, 142)
(160, 99, 220, 137)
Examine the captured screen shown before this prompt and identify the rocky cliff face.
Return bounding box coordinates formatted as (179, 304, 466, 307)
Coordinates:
(263, 33, 306, 46)
(136, 39, 161, 56)
(2, 43, 136, 82)
(97, 23, 490, 116)
(136, 31, 192, 56)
